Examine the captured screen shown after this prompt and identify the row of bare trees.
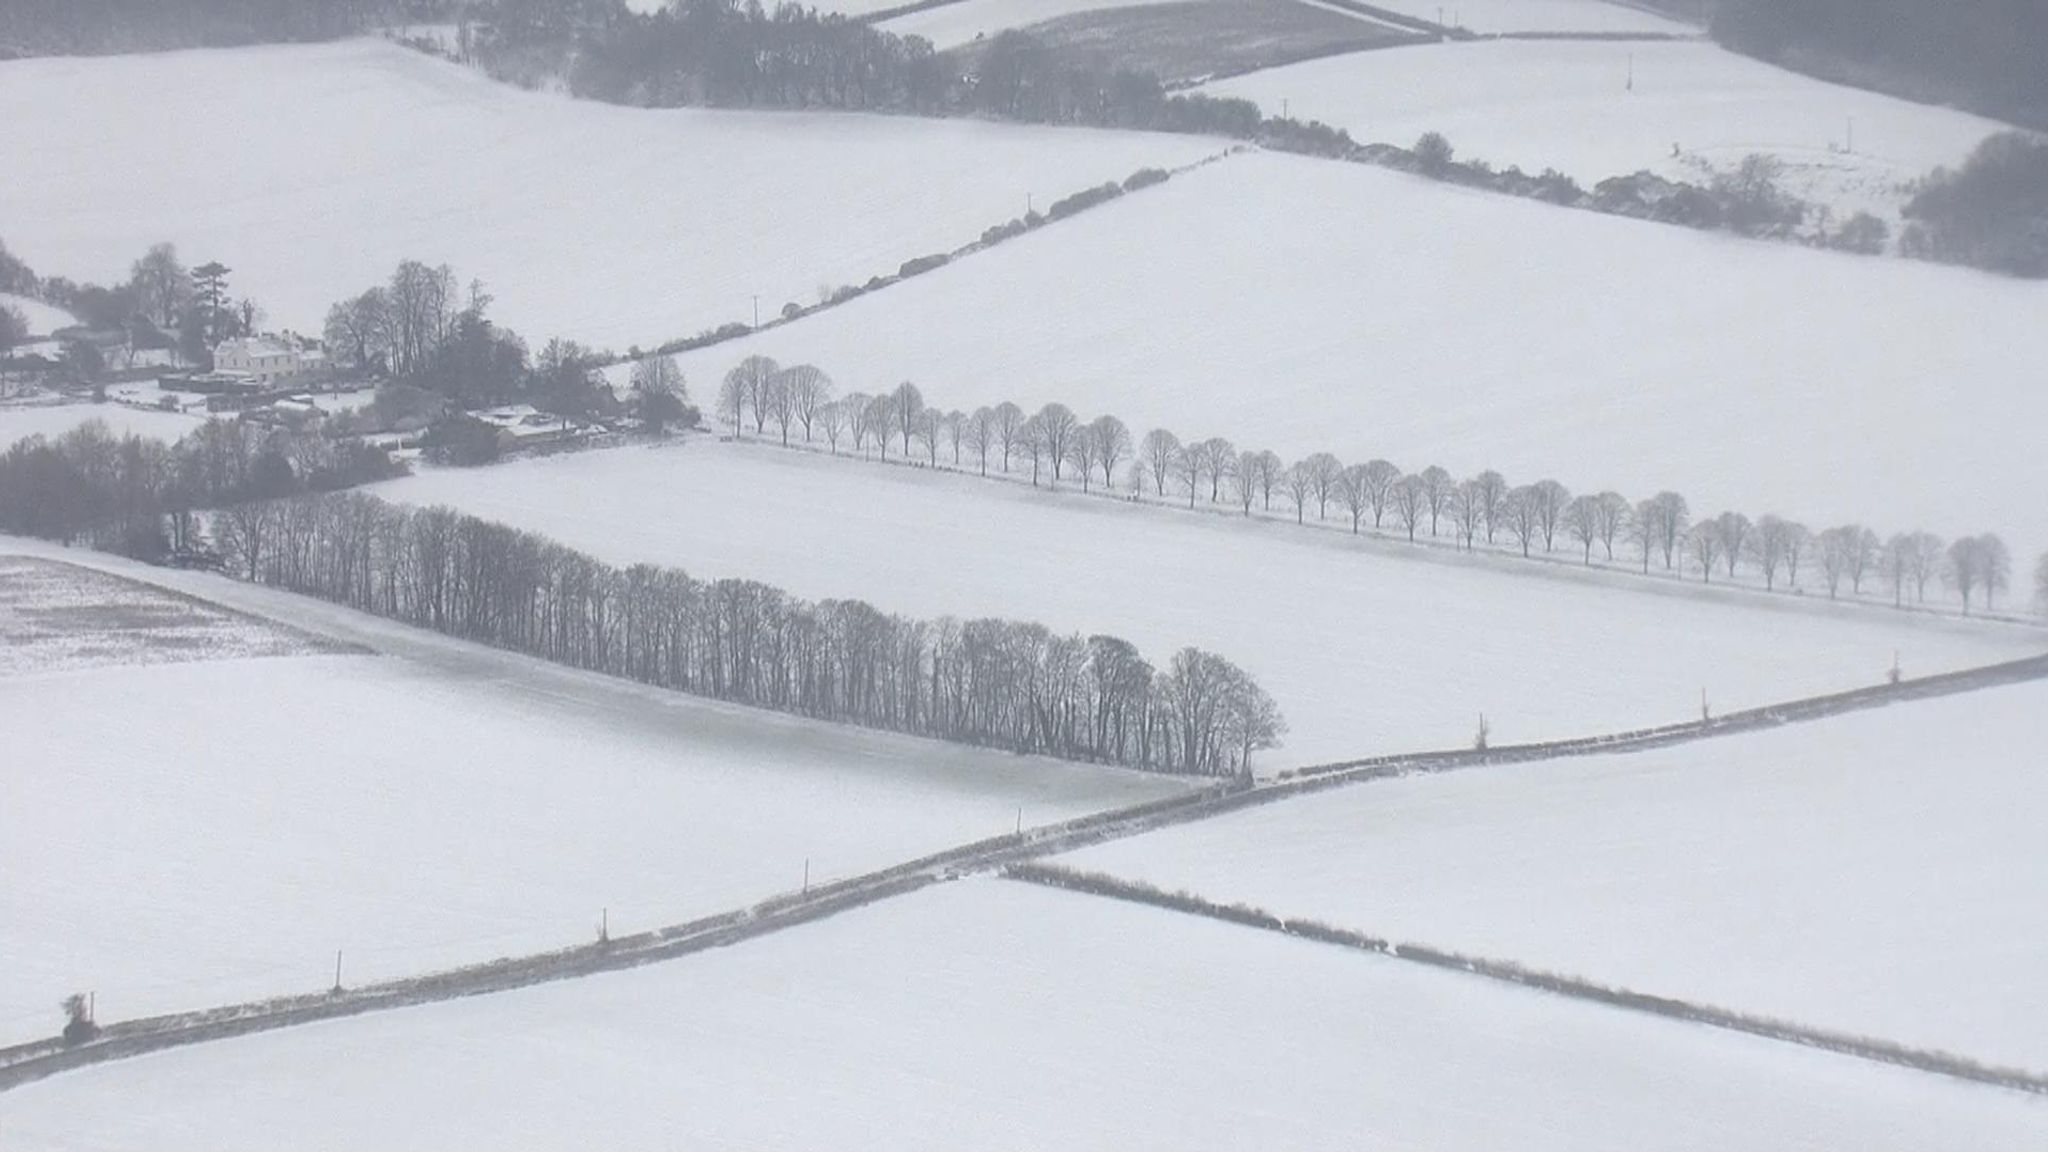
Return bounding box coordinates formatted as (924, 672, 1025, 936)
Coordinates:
(212, 491, 1284, 776)
(709, 358, 2030, 617)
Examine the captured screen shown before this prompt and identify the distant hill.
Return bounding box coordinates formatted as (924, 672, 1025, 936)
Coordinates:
(1706, 0, 2048, 130)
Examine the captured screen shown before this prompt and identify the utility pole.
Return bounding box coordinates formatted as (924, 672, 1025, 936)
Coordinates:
(332, 949, 344, 994)
(802, 857, 810, 894)
(751, 294, 760, 328)
(1627, 52, 1634, 92)
(600, 907, 609, 943)
(1015, 806, 1023, 835)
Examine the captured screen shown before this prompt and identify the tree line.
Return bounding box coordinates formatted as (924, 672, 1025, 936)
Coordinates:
(205, 489, 1283, 776)
(0, 418, 401, 558)
(0, 0, 442, 57)
(0, 237, 264, 374)
(702, 355, 2036, 617)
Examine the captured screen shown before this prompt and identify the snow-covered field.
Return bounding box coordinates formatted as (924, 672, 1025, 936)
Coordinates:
(372, 440, 2036, 769)
(1208, 39, 2001, 219)
(1070, 677, 2048, 1070)
(0, 293, 75, 337)
(0, 543, 1183, 1045)
(1375, 0, 1693, 33)
(880, 0, 1187, 49)
(0, 556, 329, 676)
(0, 39, 1215, 350)
(7, 880, 2043, 1151)
(670, 151, 2048, 563)
(0, 402, 203, 445)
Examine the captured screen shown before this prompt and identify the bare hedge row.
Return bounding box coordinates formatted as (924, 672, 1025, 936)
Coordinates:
(208, 490, 1284, 776)
(701, 357, 2036, 616)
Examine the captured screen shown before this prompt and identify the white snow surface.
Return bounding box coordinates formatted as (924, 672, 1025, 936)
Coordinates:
(373, 440, 2036, 769)
(1372, 0, 1692, 33)
(1207, 39, 2002, 220)
(0, 541, 1184, 1044)
(0, 402, 204, 446)
(668, 151, 2048, 562)
(5, 880, 2044, 1152)
(0, 293, 76, 338)
(880, 0, 1187, 49)
(1069, 678, 2048, 1070)
(0, 39, 1215, 350)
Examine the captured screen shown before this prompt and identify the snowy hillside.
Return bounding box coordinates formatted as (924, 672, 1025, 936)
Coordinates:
(0, 39, 1215, 350)
(0, 545, 1181, 1045)
(879, 0, 1190, 50)
(374, 441, 2036, 768)
(1208, 39, 2001, 220)
(0, 293, 75, 338)
(669, 151, 2048, 562)
(6, 881, 2044, 1152)
(1371, 0, 1693, 33)
(1069, 677, 2048, 1070)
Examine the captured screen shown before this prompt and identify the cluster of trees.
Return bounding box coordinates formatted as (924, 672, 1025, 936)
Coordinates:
(1901, 132, 2048, 278)
(321, 262, 694, 436)
(0, 418, 402, 557)
(0, 237, 259, 373)
(709, 360, 2032, 616)
(1712, 0, 2048, 129)
(213, 490, 1283, 775)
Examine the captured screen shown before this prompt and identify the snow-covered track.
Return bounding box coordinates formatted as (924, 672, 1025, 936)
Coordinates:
(1005, 862, 2048, 1098)
(3, 647, 2042, 1091)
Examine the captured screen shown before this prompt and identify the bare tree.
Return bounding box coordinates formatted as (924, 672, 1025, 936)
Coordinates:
(1752, 515, 1794, 590)
(766, 372, 800, 445)
(716, 373, 747, 435)
(1171, 442, 1203, 509)
(1196, 437, 1234, 502)
(1713, 511, 1752, 579)
(1228, 450, 1260, 516)
(1034, 403, 1079, 483)
(1018, 416, 1049, 486)
(967, 407, 995, 475)
(1284, 462, 1314, 524)
(1648, 491, 1689, 570)
(780, 364, 832, 443)
(1593, 491, 1629, 560)
(1945, 535, 1983, 612)
(943, 410, 967, 466)
(913, 406, 943, 465)
(1687, 521, 1722, 582)
(1245, 450, 1283, 511)
(1087, 415, 1129, 490)
(1450, 479, 1484, 550)
(1421, 465, 1455, 537)
(865, 393, 897, 460)
(1979, 533, 2012, 610)
(818, 398, 848, 453)
(721, 356, 778, 436)
(1359, 459, 1400, 529)
(129, 242, 191, 329)
(1391, 474, 1426, 541)
(892, 381, 925, 456)
(1816, 525, 1855, 598)
(1528, 479, 1570, 552)
(1565, 494, 1603, 563)
(1066, 422, 1098, 491)
(1907, 531, 1944, 603)
(1140, 428, 1180, 497)
(1301, 452, 1343, 520)
(1881, 532, 1914, 606)
(992, 402, 1025, 472)
(1504, 486, 1542, 557)
(1844, 525, 1879, 594)
(1471, 469, 1507, 543)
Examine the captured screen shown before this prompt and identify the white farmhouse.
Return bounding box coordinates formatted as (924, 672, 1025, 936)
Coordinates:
(213, 336, 316, 384)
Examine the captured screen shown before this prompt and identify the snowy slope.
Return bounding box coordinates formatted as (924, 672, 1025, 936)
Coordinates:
(668, 151, 2048, 563)
(373, 440, 2037, 769)
(1208, 40, 2000, 220)
(0, 40, 1215, 350)
(880, 0, 1188, 49)
(0, 544, 1183, 1045)
(6, 881, 2044, 1151)
(0, 293, 75, 338)
(1069, 678, 2048, 1070)
(1373, 0, 1692, 33)
(0, 403, 203, 446)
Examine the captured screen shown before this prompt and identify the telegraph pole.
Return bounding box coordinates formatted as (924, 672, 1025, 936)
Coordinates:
(751, 294, 760, 328)
(332, 949, 344, 994)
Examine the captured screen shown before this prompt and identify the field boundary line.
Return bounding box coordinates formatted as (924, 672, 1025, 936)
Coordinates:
(1005, 862, 2048, 1098)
